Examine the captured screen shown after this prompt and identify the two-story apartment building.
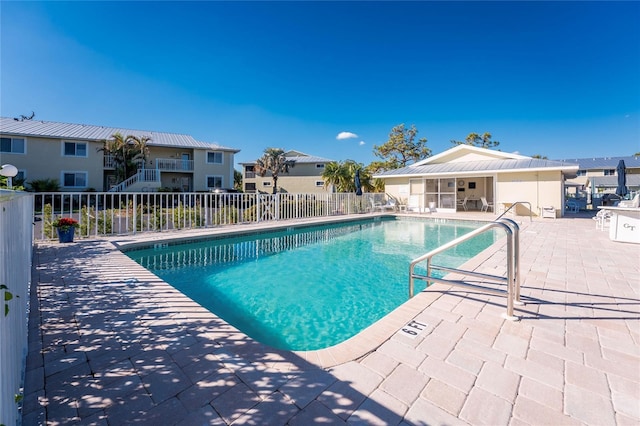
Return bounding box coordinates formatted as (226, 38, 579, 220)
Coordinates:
(567, 156, 640, 189)
(560, 155, 640, 204)
(241, 150, 335, 193)
(0, 117, 239, 192)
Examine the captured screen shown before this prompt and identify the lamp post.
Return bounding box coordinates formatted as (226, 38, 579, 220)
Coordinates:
(0, 164, 19, 189)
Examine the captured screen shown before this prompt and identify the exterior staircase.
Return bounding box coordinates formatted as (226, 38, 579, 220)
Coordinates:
(108, 169, 161, 192)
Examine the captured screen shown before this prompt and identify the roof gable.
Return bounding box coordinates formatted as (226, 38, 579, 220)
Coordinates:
(414, 145, 529, 166)
(284, 150, 309, 157)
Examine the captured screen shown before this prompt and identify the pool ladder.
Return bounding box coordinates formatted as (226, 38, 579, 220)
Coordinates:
(409, 218, 523, 321)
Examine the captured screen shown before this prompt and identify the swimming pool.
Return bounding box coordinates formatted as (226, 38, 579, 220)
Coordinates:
(126, 217, 497, 351)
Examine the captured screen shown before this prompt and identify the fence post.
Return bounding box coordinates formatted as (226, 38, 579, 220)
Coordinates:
(133, 193, 137, 235)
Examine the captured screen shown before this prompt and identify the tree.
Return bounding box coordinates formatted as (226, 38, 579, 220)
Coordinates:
(26, 178, 60, 192)
(322, 160, 375, 192)
(254, 148, 295, 194)
(372, 124, 431, 171)
(451, 132, 499, 149)
(234, 169, 243, 191)
(99, 133, 150, 184)
(531, 154, 548, 159)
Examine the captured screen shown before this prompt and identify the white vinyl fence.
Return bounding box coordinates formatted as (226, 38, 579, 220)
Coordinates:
(33, 192, 388, 241)
(0, 190, 34, 425)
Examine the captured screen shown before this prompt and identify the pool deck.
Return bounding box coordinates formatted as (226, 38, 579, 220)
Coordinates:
(23, 211, 640, 425)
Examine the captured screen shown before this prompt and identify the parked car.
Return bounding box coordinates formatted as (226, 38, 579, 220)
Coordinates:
(601, 193, 622, 206)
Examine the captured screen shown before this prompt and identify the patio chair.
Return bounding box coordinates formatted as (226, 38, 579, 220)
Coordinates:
(480, 197, 493, 212)
(565, 200, 579, 212)
(593, 209, 612, 230)
(541, 206, 556, 219)
(457, 196, 469, 211)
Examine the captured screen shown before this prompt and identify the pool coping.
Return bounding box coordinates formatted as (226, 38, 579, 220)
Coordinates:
(109, 213, 507, 368)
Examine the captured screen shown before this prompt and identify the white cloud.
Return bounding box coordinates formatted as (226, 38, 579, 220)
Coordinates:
(336, 131, 358, 140)
(359, 141, 366, 146)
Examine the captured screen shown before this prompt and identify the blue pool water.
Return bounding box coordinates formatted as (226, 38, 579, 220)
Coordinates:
(126, 218, 496, 351)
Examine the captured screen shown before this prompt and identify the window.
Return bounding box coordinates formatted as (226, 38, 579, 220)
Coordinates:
(63, 141, 87, 157)
(262, 181, 272, 187)
(603, 169, 616, 176)
(16, 170, 25, 181)
(207, 152, 223, 164)
(315, 181, 324, 187)
(316, 164, 325, 169)
(206, 175, 223, 188)
(245, 183, 256, 191)
(1, 137, 26, 154)
(62, 172, 88, 188)
(576, 170, 586, 177)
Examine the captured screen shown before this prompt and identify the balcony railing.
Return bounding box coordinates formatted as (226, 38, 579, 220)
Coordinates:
(156, 158, 194, 172)
(104, 155, 116, 169)
(104, 155, 144, 170)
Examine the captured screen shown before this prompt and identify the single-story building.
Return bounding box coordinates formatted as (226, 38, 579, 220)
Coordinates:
(374, 145, 579, 218)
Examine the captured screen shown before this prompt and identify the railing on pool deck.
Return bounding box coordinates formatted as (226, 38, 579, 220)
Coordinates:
(31, 191, 392, 241)
(409, 217, 523, 321)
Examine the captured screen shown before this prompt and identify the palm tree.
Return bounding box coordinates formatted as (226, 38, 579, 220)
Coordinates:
(233, 169, 243, 190)
(100, 133, 150, 183)
(322, 161, 349, 192)
(254, 148, 295, 194)
(322, 160, 375, 192)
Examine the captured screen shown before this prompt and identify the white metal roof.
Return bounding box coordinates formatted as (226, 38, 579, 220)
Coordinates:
(375, 158, 578, 178)
(0, 117, 239, 152)
(239, 151, 334, 165)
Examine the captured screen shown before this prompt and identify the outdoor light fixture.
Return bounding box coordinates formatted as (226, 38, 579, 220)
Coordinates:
(0, 164, 19, 189)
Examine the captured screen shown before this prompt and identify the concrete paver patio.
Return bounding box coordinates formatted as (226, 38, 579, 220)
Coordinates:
(23, 212, 640, 425)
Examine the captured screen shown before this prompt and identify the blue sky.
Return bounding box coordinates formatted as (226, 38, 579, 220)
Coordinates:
(2, 1, 639, 168)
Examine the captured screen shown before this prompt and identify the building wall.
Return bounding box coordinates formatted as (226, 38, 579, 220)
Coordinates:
(1, 134, 236, 192)
(496, 170, 564, 217)
(243, 162, 330, 193)
(0, 136, 105, 191)
(192, 149, 235, 191)
(383, 170, 564, 217)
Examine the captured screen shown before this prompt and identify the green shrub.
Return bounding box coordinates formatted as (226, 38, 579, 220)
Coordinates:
(43, 204, 55, 239)
(173, 203, 202, 229)
(213, 206, 238, 225)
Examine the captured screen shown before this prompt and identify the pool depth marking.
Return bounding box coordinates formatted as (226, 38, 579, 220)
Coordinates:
(398, 319, 428, 339)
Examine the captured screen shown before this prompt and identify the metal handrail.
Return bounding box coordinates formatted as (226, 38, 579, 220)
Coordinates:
(409, 219, 522, 321)
(495, 201, 533, 222)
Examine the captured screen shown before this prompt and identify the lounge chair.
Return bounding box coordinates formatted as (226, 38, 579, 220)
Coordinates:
(373, 198, 396, 212)
(618, 194, 639, 208)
